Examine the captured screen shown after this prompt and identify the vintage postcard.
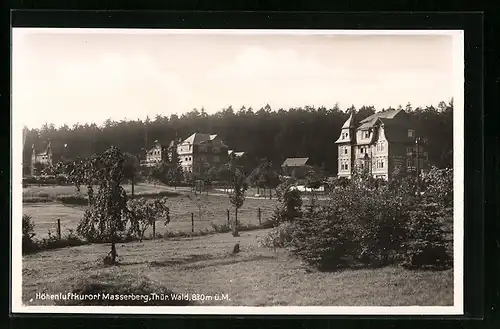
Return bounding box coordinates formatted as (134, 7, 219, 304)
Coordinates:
(11, 28, 464, 315)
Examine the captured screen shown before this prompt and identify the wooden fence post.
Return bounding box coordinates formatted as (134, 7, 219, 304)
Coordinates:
(57, 218, 61, 240)
(258, 207, 261, 225)
(153, 220, 156, 240)
(191, 213, 194, 233)
(227, 209, 230, 226)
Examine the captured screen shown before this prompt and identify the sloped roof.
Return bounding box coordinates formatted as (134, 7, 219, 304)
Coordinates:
(182, 133, 227, 146)
(379, 118, 413, 143)
(234, 152, 245, 157)
(358, 120, 377, 130)
(359, 109, 403, 124)
(342, 113, 356, 128)
(281, 157, 309, 167)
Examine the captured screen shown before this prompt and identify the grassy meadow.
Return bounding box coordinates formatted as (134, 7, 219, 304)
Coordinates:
(22, 183, 277, 239)
(22, 228, 453, 306)
(20, 183, 453, 307)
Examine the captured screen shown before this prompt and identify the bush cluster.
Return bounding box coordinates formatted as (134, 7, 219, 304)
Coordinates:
(262, 169, 453, 271)
(56, 194, 89, 206)
(258, 221, 295, 250)
(270, 179, 303, 226)
(23, 196, 52, 203)
(23, 175, 70, 186)
(22, 215, 88, 255)
(211, 220, 275, 234)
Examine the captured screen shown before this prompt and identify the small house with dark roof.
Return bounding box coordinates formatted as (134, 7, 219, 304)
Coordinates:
(177, 132, 229, 173)
(281, 157, 312, 178)
(335, 109, 428, 180)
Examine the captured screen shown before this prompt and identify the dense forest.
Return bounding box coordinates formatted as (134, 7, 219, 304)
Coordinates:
(23, 100, 453, 175)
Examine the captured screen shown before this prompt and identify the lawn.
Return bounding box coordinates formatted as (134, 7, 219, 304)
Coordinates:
(22, 228, 454, 306)
(23, 193, 277, 239)
(23, 183, 173, 199)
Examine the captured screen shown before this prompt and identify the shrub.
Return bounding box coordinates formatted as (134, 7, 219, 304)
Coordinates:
(56, 194, 88, 206)
(38, 229, 88, 251)
(212, 221, 271, 233)
(23, 196, 52, 203)
(22, 215, 88, 255)
(289, 205, 359, 271)
(22, 214, 38, 254)
(125, 197, 171, 242)
(399, 203, 452, 270)
(421, 167, 453, 208)
(287, 174, 452, 271)
(211, 223, 231, 233)
(163, 229, 212, 238)
(270, 180, 303, 225)
(258, 221, 295, 250)
(56, 274, 193, 306)
(132, 190, 181, 199)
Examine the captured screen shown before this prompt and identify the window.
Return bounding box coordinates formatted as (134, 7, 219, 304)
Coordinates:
(213, 148, 219, 153)
(408, 130, 415, 138)
(407, 158, 413, 167)
(363, 130, 370, 138)
(407, 147, 413, 154)
(344, 147, 348, 154)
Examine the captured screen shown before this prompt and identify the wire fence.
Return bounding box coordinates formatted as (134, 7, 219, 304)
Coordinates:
(32, 205, 275, 241)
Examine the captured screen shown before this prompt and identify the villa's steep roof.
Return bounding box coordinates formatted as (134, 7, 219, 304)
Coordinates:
(359, 109, 404, 124)
(281, 157, 310, 167)
(379, 118, 414, 143)
(182, 132, 228, 147)
(342, 112, 356, 128)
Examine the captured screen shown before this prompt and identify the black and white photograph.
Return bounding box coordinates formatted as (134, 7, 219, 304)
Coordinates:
(11, 28, 464, 315)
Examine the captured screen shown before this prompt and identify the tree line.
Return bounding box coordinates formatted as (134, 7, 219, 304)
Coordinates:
(23, 101, 454, 175)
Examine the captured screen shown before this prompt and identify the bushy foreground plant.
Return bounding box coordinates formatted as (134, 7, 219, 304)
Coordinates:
(22, 214, 38, 254)
(270, 178, 303, 226)
(266, 170, 453, 271)
(22, 215, 88, 255)
(258, 221, 295, 250)
(400, 203, 452, 269)
(125, 197, 170, 242)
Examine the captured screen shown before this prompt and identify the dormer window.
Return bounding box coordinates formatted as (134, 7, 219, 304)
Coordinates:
(408, 129, 415, 138)
(363, 130, 370, 139)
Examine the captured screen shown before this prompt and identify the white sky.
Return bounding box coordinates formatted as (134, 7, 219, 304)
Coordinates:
(12, 29, 456, 129)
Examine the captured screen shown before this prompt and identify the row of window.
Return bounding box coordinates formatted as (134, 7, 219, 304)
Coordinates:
(182, 156, 221, 163)
(340, 157, 426, 173)
(342, 129, 416, 140)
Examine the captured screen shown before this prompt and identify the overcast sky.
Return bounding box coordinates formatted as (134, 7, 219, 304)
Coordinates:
(12, 29, 458, 129)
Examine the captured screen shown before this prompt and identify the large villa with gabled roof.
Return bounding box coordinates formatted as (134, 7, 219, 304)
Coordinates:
(335, 109, 428, 180)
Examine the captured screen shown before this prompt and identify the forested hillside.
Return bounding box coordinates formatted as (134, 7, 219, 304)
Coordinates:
(23, 100, 453, 175)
